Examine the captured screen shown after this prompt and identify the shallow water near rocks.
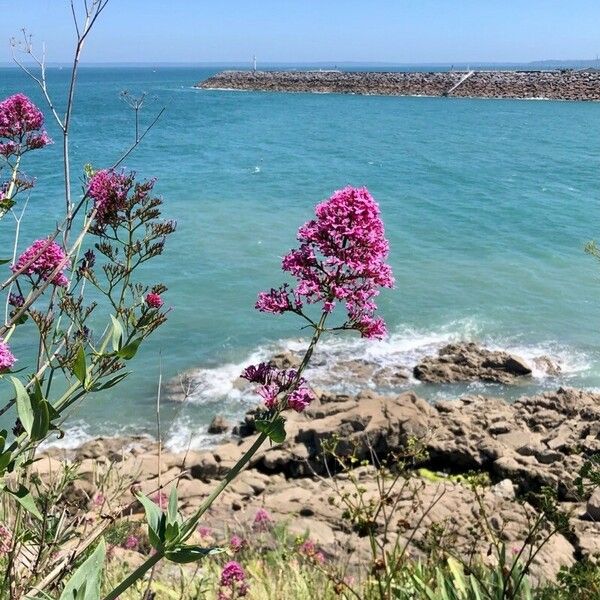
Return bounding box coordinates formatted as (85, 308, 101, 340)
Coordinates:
(1, 66, 600, 449)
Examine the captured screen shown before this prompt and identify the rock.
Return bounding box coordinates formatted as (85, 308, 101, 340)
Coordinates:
(533, 355, 562, 376)
(269, 350, 301, 370)
(413, 343, 532, 384)
(491, 479, 516, 501)
(586, 488, 600, 521)
(207, 415, 230, 434)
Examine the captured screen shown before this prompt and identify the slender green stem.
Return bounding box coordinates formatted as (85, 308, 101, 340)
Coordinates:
(103, 431, 268, 600)
(103, 550, 162, 600)
(178, 430, 268, 541)
(104, 310, 329, 599)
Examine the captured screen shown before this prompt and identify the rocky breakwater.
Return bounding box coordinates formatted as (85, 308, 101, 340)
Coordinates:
(40, 362, 600, 582)
(197, 69, 600, 101)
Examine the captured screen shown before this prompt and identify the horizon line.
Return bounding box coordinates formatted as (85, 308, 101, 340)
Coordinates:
(1, 58, 599, 68)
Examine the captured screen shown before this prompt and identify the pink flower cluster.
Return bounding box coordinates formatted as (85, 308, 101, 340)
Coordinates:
(0, 339, 15, 372)
(87, 169, 132, 229)
(256, 187, 394, 339)
(241, 362, 314, 413)
(12, 238, 69, 287)
(229, 535, 247, 553)
(252, 508, 273, 532)
(0, 94, 51, 157)
(298, 539, 326, 564)
(0, 523, 12, 555)
(145, 292, 163, 308)
(218, 561, 249, 599)
(123, 534, 140, 550)
(87, 169, 157, 232)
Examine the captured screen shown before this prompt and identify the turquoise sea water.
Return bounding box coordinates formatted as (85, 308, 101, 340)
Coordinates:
(1, 66, 600, 449)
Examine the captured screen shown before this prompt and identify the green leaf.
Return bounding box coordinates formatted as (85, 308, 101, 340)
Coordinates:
(0, 258, 11, 265)
(255, 416, 286, 444)
(116, 337, 143, 360)
(73, 346, 87, 386)
(8, 485, 42, 520)
(136, 492, 165, 548)
(90, 372, 129, 392)
(30, 399, 50, 442)
(11, 376, 33, 438)
(165, 522, 180, 543)
(0, 451, 12, 473)
(59, 538, 106, 600)
(137, 492, 161, 532)
(165, 545, 224, 564)
(109, 315, 124, 352)
(167, 486, 178, 525)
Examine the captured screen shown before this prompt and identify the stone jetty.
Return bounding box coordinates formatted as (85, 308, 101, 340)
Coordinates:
(196, 69, 600, 101)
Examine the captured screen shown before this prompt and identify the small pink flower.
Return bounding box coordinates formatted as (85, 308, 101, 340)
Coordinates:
(151, 491, 167, 509)
(92, 493, 105, 508)
(218, 561, 249, 598)
(229, 535, 247, 553)
(0, 523, 12, 554)
(87, 170, 131, 229)
(287, 385, 314, 413)
(298, 539, 326, 564)
(123, 534, 139, 550)
(145, 292, 163, 308)
(12, 238, 69, 287)
(198, 526, 212, 538)
(252, 508, 273, 531)
(0, 339, 16, 372)
(0, 94, 51, 154)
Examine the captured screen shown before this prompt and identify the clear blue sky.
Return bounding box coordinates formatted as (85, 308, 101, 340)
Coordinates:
(1, 0, 599, 64)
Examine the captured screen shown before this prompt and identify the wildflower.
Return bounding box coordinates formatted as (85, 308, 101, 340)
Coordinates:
(298, 539, 326, 564)
(123, 534, 139, 550)
(145, 292, 163, 308)
(0, 339, 16, 372)
(229, 535, 247, 553)
(287, 386, 314, 413)
(0, 94, 51, 154)
(218, 561, 249, 599)
(252, 508, 273, 531)
(198, 526, 212, 538)
(12, 238, 69, 287)
(256, 187, 394, 339)
(0, 523, 12, 554)
(87, 169, 131, 229)
(8, 293, 24, 307)
(92, 493, 105, 508)
(241, 362, 314, 413)
(151, 490, 167, 509)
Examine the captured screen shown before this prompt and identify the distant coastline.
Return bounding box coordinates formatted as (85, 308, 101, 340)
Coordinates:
(197, 69, 600, 101)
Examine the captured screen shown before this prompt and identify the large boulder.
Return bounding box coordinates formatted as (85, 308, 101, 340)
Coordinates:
(413, 342, 532, 384)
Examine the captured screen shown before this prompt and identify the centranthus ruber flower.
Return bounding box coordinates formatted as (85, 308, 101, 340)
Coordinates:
(12, 238, 69, 287)
(256, 186, 394, 339)
(241, 362, 314, 413)
(0, 339, 16, 372)
(0, 94, 52, 156)
(218, 561, 249, 599)
(87, 169, 158, 232)
(145, 292, 163, 308)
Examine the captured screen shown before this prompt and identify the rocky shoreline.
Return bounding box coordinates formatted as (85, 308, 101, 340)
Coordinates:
(197, 70, 600, 101)
(38, 343, 600, 583)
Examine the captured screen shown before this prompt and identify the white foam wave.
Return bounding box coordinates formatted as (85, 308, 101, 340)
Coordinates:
(40, 421, 95, 450)
(171, 318, 591, 411)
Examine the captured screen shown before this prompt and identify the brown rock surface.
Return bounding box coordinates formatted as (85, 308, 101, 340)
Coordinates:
(413, 342, 532, 384)
(41, 385, 600, 582)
